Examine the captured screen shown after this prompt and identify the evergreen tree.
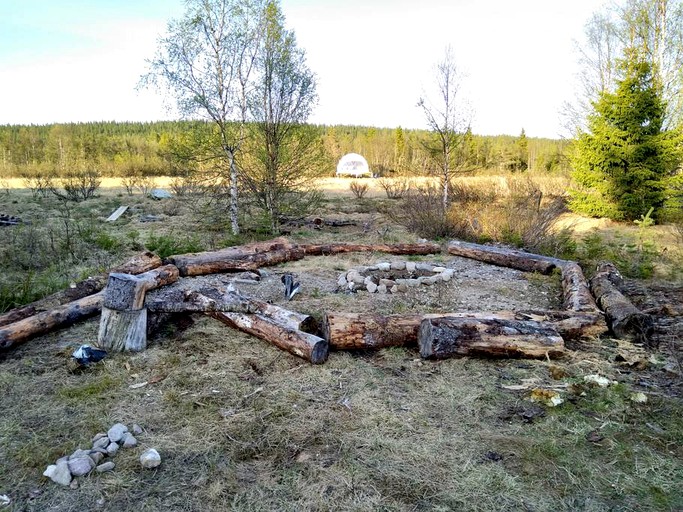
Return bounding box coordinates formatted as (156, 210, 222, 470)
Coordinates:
(570, 49, 682, 220)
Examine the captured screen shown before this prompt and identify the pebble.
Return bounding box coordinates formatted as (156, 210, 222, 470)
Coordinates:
(366, 282, 378, 293)
(89, 451, 104, 465)
(390, 261, 406, 271)
(405, 261, 416, 272)
(107, 423, 128, 443)
(96, 461, 115, 473)
(376, 262, 391, 271)
(43, 461, 72, 486)
(140, 449, 161, 469)
(93, 437, 110, 450)
(106, 442, 120, 456)
(132, 424, 143, 435)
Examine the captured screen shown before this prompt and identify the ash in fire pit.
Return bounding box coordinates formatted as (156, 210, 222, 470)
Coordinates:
(337, 260, 454, 294)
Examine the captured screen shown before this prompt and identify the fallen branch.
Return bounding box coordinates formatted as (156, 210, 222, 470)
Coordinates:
(447, 240, 562, 274)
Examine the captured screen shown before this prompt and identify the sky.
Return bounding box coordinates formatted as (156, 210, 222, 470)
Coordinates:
(0, 0, 605, 138)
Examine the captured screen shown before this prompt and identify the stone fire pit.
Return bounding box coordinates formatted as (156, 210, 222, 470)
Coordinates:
(337, 260, 454, 294)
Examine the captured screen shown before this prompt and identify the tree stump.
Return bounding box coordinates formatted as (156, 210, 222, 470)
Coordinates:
(97, 265, 179, 352)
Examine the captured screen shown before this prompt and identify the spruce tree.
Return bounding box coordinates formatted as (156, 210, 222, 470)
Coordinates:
(570, 49, 682, 221)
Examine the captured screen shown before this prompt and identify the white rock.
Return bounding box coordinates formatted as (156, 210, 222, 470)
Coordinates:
(93, 437, 110, 450)
(405, 261, 416, 272)
(92, 433, 108, 443)
(69, 449, 90, 460)
(337, 274, 347, 287)
(390, 286, 399, 293)
(630, 392, 648, 403)
(96, 461, 115, 473)
(122, 433, 138, 448)
(363, 275, 375, 286)
(68, 456, 94, 477)
(366, 282, 378, 293)
(376, 262, 391, 271)
(432, 266, 447, 272)
(106, 442, 120, 456)
(390, 261, 406, 271)
(107, 423, 128, 443)
(416, 263, 434, 271)
(377, 284, 387, 294)
(406, 279, 420, 287)
(140, 449, 161, 469)
(44, 461, 72, 486)
(584, 374, 611, 387)
(441, 273, 452, 282)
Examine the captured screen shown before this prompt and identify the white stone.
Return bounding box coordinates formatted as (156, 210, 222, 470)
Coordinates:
(377, 284, 387, 294)
(107, 423, 128, 443)
(337, 274, 347, 287)
(432, 266, 446, 272)
(406, 279, 420, 287)
(390, 286, 399, 293)
(92, 432, 108, 443)
(418, 276, 435, 285)
(441, 273, 452, 282)
(376, 262, 391, 271)
(366, 282, 378, 293)
(43, 462, 72, 486)
(140, 449, 161, 469)
(405, 261, 416, 272)
(390, 261, 406, 271)
(416, 263, 434, 272)
(364, 275, 375, 286)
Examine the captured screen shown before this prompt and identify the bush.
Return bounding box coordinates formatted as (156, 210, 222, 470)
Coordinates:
(349, 180, 369, 199)
(52, 169, 101, 201)
(378, 177, 412, 199)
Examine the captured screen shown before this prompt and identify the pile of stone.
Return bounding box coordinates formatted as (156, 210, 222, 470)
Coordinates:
(337, 260, 454, 294)
(43, 423, 161, 487)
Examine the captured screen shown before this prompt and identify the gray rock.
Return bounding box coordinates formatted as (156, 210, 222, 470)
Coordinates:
(337, 274, 347, 287)
(379, 279, 395, 287)
(139, 214, 162, 223)
(93, 436, 110, 450)
(377, 284, 387, 294)
(69, 449, 91, 460)
(149, 188, 172, 200)
(132, 424, 143, 435)
(390, 261, 406, 271)
(96, 461, 115, 473)
(67, 456, 94, 477)
(91, 447, 108, 455)
(107, 423, 128, 443)
(406, 279, 421, 287)
(106, 442, 120, 456)
(121, 433, 137, 448)
(363, 275, 375, 286)
(69, 479, 79, 490)
(432, 266, 447, 272)
(89, 451, 104, 465)
(405, 261, 417, 272)
(92, 433, 108, 443)
(416, 263, 434, 272)
(397, 284, 408, 292)
(347, 271, 364, 285)
(376, 262, 391, 271)
(140, 449, 161, 469)
(56, 456, 68, 464)
(390, 285, 400, 293)
(366, 282, 378, 293)
(418, 276, 435, 285)
(43, 461, 72, 486)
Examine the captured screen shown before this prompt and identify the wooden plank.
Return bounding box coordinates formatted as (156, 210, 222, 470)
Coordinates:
(106, 205, 129, 222)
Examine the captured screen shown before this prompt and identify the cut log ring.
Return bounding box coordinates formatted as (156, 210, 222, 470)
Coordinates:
(337, 260, 454, 294)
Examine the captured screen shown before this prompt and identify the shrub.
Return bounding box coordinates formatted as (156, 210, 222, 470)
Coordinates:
(349, 180, 369, 199)
(146, 233, 204, 259)
(378, 177, 412, 199)
(52, 169, 101, 201)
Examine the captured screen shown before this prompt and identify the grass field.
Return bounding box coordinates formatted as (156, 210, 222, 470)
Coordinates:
(0, 175, 682, 511)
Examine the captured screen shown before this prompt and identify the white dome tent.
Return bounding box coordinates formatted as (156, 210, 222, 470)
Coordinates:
(335, 153, 372, 177)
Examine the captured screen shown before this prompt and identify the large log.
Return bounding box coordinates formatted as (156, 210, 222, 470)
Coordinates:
(0, 293, 103, 351)
(560, 262, 601, 313)
(98, 265, 179, 352)
(205, 306, 328, 364)
(322, 310, 603, 350)
(447, 240, 563, 274)
(589, 263, 654, 343)
(419, 317, 565, 360)
(301, 242, 441, 256)
(167, 238, 298, 276)
(0, 251, 162, 328)
(146, 288, 318, 334)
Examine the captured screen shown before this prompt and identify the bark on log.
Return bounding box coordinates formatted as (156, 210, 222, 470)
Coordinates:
(207, 309, 328, 364)
(0, 251, 161, 328)
(589, 263, 654, 343)
(0, 293, 103, 351)
(98, 265, 179, 352)
(419, 317, 565, 360)
(301, 242, 441, 256)
(147, 289, 318, 334)
(560, 262, 601, 313)
(167, 238, 297, 276)
(447, 240, 563, 274)
(323, 310, 605, 350)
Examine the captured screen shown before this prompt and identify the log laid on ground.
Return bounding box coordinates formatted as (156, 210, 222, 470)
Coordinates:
(194, 294, 327, 364)
(447, 240, 563, 274)
(301, 242, 441, 256)
(560, 262, 601, 313)
(323, 310, 601, 351)
(0, 251, 162, 328)
(167, 237, 298, 276)
(147, 288, 318, 334)
(0, 293, 103, 351)
(589, 263, 654, 343)
(418, 317, 565, 360)
(97, 265, 179, 352)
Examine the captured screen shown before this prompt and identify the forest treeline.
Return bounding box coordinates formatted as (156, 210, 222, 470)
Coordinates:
(0, 121, 571, 178)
